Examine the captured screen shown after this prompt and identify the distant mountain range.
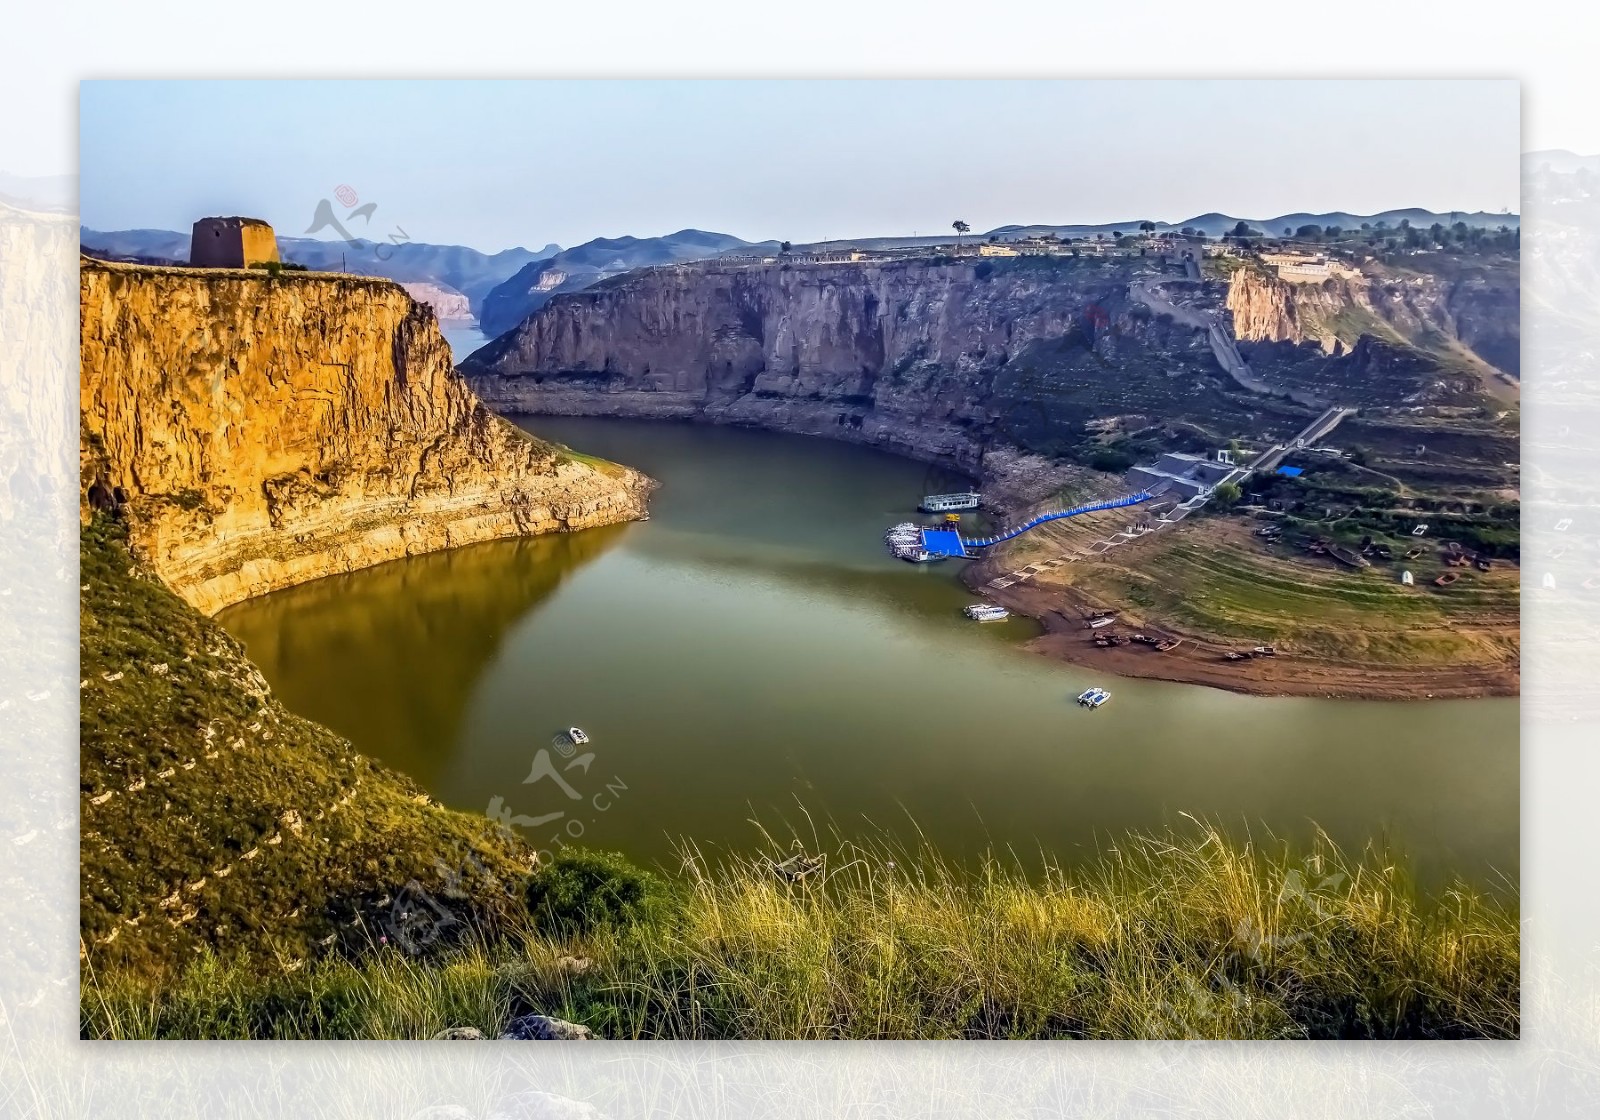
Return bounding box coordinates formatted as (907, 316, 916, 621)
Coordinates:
(83, 205, 1520, 342)
(478, 230, 763, 337)
(989, 207, 1518, 241)
(78, 227, 561, 315)
(1524, 148, 1600, 175)
(1, 171, 75, 213)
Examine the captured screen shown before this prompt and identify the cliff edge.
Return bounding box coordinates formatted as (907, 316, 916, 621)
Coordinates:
(80, 259, 653, 614)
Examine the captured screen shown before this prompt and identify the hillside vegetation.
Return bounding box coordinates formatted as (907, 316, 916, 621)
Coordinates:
(79, 515, 536, 977)
(84, 824, 1517, 1040)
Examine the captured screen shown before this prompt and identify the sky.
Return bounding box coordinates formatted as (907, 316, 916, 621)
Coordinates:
(78, 80, 1520, 254)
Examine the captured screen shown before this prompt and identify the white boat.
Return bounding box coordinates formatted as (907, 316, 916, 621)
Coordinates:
(1076, 687, 1111, 709)
(1088, 616, 1117, 629)
(964, 603, 1010, 621)
(567, 727, 590, 745)
(920, 492, 981, 513)
(904, 548, 947, 564)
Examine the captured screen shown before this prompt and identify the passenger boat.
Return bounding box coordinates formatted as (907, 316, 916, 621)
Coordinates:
(567, 727, 590, 745)
(1076, 687, 1111, 709)
(919, 492, 980, 513)
(963, 603, 1010, 621)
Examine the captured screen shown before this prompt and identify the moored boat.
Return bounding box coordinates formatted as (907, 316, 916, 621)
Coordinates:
(919, 492, 980, 513)
(1076, 687, 1111, 708)
(963, 603, 1009, 621)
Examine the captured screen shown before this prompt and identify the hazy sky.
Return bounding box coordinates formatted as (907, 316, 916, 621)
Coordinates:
(79, 80, 1519, 253)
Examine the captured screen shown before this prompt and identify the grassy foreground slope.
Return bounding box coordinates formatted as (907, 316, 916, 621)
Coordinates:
(80, 515, 536, 977)
(85, 828, 1518, 1040)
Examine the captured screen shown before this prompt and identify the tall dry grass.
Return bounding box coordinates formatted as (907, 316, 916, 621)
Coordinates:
(82, 821, 1518, 1040)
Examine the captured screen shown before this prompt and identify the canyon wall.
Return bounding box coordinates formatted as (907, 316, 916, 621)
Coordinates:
(1224, 264, 1520, 377)
(398, 281, 473, 322)
(81, 260, 652, 614)
(463, 258, 1223, 466)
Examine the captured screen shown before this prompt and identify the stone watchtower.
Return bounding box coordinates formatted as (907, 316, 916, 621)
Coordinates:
(190, 216, 280, 269)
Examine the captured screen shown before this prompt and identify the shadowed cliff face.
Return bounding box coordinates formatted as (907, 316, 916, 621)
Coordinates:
(463, 258, 1252, 466)
(80, 260, 653, 614)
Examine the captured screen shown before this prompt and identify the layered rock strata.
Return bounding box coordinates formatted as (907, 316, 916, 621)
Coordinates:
(80, 259, 651, 614)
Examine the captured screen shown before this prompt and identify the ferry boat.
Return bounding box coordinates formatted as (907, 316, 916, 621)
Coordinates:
(1076, 687, 1111, 709)
(963, 603, 1010, 621)
(920, 492, 980, 513)
(567, 727, 590, 745)
(903, 547, 947, 564)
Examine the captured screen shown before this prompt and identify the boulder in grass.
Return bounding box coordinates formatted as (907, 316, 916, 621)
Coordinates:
(499, 1014, 593, 1040)
(433, 1026, 486, 1040)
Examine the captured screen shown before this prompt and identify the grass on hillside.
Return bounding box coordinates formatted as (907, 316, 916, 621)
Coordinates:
(79, 515, 537, 976)
(1027, 519, 1518, 666)
(82, 821, 1518, 1041)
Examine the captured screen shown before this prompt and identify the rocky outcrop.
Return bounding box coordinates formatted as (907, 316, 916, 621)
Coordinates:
(80, 259, 652, 614)
(464, 257, 1221, 467)
(399, 281, 473, 322)
(478, 230, 757, 338)
(1225, 263, 1520, 376)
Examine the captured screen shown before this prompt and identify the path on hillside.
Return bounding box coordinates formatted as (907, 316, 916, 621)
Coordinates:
(1129, 277, 1326, 408)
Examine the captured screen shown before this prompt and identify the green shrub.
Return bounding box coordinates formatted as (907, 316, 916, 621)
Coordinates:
(1088, 448, 1134, 473)
(525, 848, 666, 934)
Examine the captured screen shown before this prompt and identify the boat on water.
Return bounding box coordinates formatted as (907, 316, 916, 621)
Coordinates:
(964, 603, 1010, 621)
(902, 548, 947, 564)
(567, 727, 591, 745)
(1076, 687, 1111, 709)
(920, 492, 980, 513)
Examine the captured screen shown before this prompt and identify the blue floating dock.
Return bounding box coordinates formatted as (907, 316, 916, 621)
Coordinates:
(919, 528, 969, 558)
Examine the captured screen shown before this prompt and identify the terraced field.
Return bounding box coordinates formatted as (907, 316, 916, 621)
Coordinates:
(1021, 518, 1519, 669)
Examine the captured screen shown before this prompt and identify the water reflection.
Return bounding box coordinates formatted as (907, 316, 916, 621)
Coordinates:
(221, 524, 629, 788)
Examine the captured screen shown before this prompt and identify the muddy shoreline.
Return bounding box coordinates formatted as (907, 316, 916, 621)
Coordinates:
(962, 557, 1519, 701)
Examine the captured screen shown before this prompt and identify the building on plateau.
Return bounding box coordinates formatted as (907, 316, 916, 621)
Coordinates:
(1128, 451, 1238, 500)
(190, 216, 280, 269)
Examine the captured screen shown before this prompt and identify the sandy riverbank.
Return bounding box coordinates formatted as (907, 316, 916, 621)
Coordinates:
(964, 558, 1519, 701)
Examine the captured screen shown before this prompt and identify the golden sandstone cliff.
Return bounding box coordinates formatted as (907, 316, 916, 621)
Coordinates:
(80, 259, 652, 614)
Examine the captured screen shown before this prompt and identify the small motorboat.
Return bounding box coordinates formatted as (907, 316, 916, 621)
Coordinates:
(964, 603, 1010, 621)
(566, 727, 590, 745)
(1076, 687, 1111, 709)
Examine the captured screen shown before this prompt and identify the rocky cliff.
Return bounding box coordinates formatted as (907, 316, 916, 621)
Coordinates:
(399, 281, 473, 322)
(1224, 262, 1520, 377)
(463, 257, 1244, 467)
(81, 259, 652, 614)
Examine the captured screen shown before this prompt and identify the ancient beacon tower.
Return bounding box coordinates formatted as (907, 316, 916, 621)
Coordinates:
(190, 216, 280, 269)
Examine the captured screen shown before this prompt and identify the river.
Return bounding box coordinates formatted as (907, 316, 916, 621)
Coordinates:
(216, 417, 1518, 891)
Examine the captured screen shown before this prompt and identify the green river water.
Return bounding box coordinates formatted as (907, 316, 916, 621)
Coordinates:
(217, 417, 1518, 890)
